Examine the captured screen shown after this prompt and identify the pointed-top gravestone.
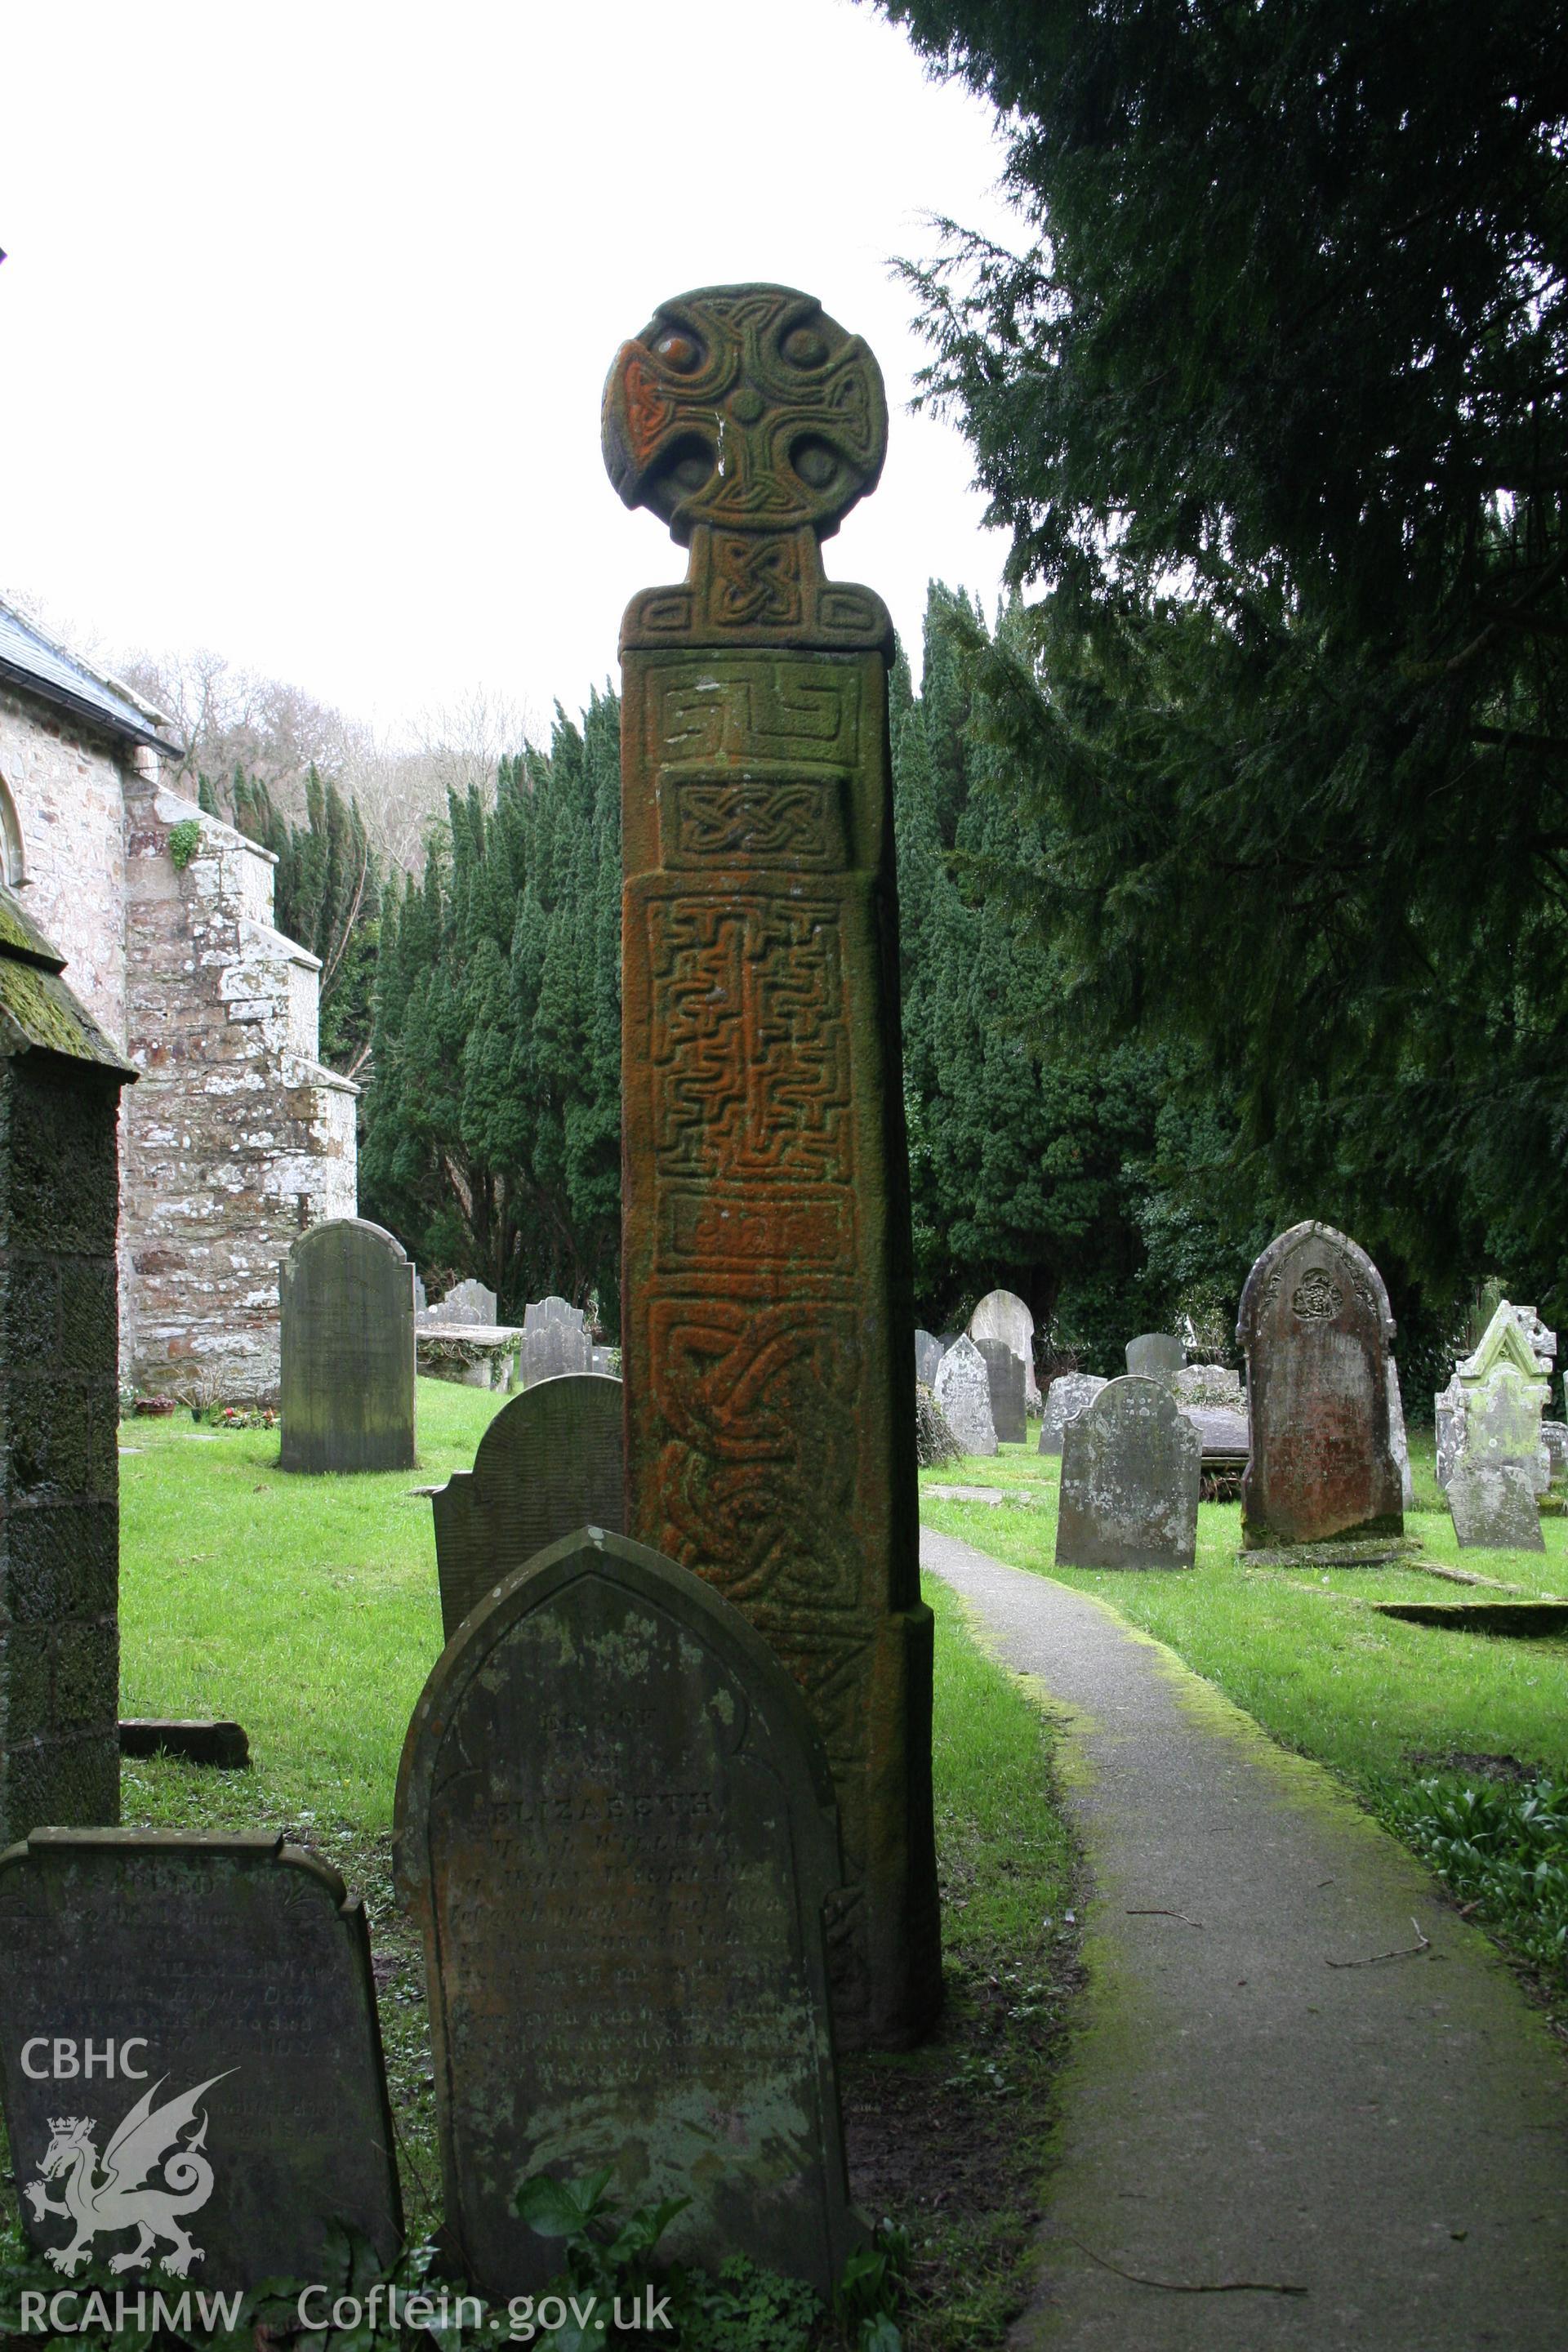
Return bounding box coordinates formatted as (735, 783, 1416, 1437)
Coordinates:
(1236, 1221, 1402, 1548)
(974, 1337, 1027, 1444)
(935, 1334, 998, 1455)
(1038, 1372, 1107, 1457)
(606, 283, 938, 2049)
(968, 1290, 1039, 1408)
(1442, 1300, 1555, 1495)
(1056, 1376, 1201, 1570)
(1125, 1333, 1185, 1384)
(279, 1218, 416, 1474)
(396, 1527, 863, 2300)
(431, 1374, 625, 1642)
(0, 1832, 401, 2287)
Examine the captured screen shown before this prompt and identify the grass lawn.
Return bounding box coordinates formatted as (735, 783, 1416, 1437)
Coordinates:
(108, 1379, 1079, 2349)
(920, 1424, 1568, 2013)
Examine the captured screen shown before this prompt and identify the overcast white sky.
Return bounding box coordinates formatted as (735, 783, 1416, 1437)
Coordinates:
(1, 0, 1022, 743)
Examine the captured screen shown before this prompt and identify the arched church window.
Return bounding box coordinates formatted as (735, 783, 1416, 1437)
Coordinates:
(0, 773, 24, 889)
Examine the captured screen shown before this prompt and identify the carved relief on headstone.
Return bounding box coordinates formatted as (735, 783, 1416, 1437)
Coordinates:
(934, 1334, 998, 1457)
(0, 1831, 401, 2287)
(967, 1290, 1039, 1408)
(396, 1528, 863, 2299)
(914, 1329, 947, 1389)
(1056, 1376, 1201, 1570)
(1236, 1221, 1402, 1548)
(0, 891, 136, 1848)
(605, 283, 938, 2049)
(279, 1218, 416, 1474)
(974, 1337, 1027, 1445)
(1447, 1461, 1545, 1552)
(1125, 1333, 1185, 1385)
(1037, 1372, 1107, 1457)
(431, 1374, 625, 1642)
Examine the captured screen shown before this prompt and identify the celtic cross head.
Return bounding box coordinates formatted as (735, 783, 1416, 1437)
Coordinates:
(602, 284, 888, 548)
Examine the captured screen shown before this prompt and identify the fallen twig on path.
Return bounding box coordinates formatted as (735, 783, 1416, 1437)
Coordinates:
(1062, 2237, 1307, 2296)
(1126, 1908, 1204, 1927)
(1325, 1918, 1431, 1968)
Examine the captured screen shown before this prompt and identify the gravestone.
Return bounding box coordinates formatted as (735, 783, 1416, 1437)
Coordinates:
(1125, 1333, 1185, 1384)
(1543, 1420, 1568, 1482)
(428, 1278, 498, 1327)
(0, 1830, 401, 2287)
(0, 892, 136, 1849)
(396, 1527, 863, 2300)
(1447, 1462, 1545, 1552)
(430, 1374, 625, 1642)
(1387, 1356, 1414, 1510)
(606, 283, 938, 2047)
(975, 1336, 1027, 1444)
(934, 1335, 998, 1456)
(914, 1329, 946, 1388)
(1037, 1372, 1107, 1457)
(1236, 1221, 1402, 1548)
(519, 1297, 592, 1388)
(1056, 1377, 1201, 1570)
(279, 1218, 416, 1474)
(1170, 1364, 1244, 1410)
(967, 1290, 1039, 1409)
(1178, 1404, 1251, 1460)
(1438, 1301, 1553, 1495)
(414, 1272, 428, 1315)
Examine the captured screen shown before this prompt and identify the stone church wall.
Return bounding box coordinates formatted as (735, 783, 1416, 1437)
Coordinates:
(120, 773, 359, 1402)
(0, 686, 126, 1045)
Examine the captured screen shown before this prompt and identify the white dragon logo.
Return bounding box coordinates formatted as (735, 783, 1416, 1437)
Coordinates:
(24, 2074, 230, 2277)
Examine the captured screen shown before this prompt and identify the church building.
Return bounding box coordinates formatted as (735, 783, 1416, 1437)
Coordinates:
(0, 599, 358, 1401)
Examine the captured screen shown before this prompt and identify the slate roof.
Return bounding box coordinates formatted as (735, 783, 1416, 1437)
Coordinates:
(0, 599, 182, 756)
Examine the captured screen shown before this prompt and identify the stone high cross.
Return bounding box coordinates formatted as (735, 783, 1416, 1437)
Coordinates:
(603, 285, 940, 2047)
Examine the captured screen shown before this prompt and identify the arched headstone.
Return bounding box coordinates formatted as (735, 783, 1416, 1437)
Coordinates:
(968, 1290, 1039, 1408)
(396, 1528, 862, 2299)
(1236, 1221, 1401, 1548)
(430, 1374, 625, 1642)
(934, 1335, 998, 1456)
(1125, 1333, 1185, 1384)
(280, 1218, 416, 1474)
(1056, 1376, 1201, 1570)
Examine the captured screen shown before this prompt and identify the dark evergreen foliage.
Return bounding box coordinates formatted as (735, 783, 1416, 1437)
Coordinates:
(879, 0, 1568, 1341)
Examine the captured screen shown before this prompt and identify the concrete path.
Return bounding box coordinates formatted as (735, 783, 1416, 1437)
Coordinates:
(922, 1527, 1568, 2350)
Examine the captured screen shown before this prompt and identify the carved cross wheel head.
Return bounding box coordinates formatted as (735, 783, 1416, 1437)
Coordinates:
(602, 284, 888, 548)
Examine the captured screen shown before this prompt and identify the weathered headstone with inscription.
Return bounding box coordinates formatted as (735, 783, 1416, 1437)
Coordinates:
(0, 892, 136, 1849)
(0, 1830, 400, 2287)
(519, 1297, 592, 1388)
(1037, 1371, 1107, 1456)
(1125, 1332, 1185, 1384)
(397, 1527, 863, 2299)
(1236, 1222, 1402, 1548)
(1544, 1419, 1568, 1482)
(975, 1337, 1027, 1444)
(1439, 1301, 1554, 1494)
(1057, 1376, 1201, 1570)
(968, 1290, 1039, 1409)
(1447, 1460, 1545, 1552)
(431, 1374, 625, 1641)
(914, 1329, 947, 1388)
(428, 1278, 498, 1327)
(934, 1334, 997, 1456)
(279, 1218, 416, 1474)
(604, 283, 938, 2047)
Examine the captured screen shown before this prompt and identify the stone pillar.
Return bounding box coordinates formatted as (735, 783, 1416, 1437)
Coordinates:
(0, 891, 136, 1847)
(603, 284, 940, 2049)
